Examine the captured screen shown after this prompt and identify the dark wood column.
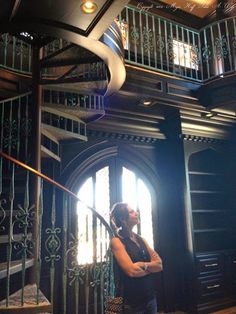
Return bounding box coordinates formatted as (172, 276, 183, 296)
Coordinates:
(156, 108, 193, 312)
(31, 45, 42, 172)
(30, 44, 42, 282)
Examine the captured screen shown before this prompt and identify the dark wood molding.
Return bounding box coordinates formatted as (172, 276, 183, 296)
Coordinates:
(183, 134, 223, 144)
(87, 129, 160, 143)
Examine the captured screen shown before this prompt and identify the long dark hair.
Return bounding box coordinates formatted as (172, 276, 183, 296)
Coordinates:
(110, 202, 130, 238)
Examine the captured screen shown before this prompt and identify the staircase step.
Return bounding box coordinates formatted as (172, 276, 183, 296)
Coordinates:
(0, 233, 32, 244)
(42, 123, 87, 141)
(43, 80, 107, 94)
(43, 103, 105, 121)
(41, 146, 61, 162)
(0, 259, 34, 279)
(0, 284, 52, 313)
(41, 129, 60, 162)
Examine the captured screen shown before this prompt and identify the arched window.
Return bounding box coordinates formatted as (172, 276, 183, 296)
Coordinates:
(77, 160, 154, 264)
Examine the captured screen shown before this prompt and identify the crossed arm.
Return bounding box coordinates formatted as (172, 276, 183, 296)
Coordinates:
(110, 237, 163, 278)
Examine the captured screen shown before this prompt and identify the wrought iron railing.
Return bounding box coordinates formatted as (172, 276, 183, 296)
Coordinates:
(119, 6, 202, 81)
(0, 92, 89, 164)
(0, 34, 32, 73)
(1, 12, 236, 83)
(199, 17, 236, 80)
(43, 89, 105, 112)
(0, 93, 32, 162)
(42, 61, 108, 82)
(42, 38, 71, 59)
(119, 6, 236, 82)
(0, 151, 114, 314)
(0, 34, 108, 81)
(42, 107, 87, 141)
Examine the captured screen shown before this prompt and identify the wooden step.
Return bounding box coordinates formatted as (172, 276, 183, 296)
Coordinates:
(0, 284, 52, 313)
(0, 259, 34, 279)
(0, 233, 32, 244)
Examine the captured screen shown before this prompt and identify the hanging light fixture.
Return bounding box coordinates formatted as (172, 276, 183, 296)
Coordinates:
(80, 0, 98, 14)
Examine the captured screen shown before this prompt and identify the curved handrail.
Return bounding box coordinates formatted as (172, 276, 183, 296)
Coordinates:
(0, 19, 126, 96)
(0, 91, 32, 104)
(0, 150, 114, 237)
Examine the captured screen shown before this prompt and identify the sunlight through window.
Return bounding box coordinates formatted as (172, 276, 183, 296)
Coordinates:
(122, 167, 154, 248)
(77, 178, 93, 264)
(95, 167, 110, 222)
(77, 164, 155, 264)
(137, 178, 154, 248)
(173, 39, 198, 70)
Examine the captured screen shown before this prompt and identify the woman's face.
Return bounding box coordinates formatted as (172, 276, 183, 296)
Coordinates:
(126, 206, 139, 227)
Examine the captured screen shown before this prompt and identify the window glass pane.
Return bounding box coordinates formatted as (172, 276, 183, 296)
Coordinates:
(137, 178, 154, 248)
(122, 167, 154, 247)
(77, 177, 93, 264)
(122, 167, 137, 209)
(77, 164, 155, 264)
(95, 166, 110, 222)
(173, 39, 198, 70)
(95, 166, 110, 261)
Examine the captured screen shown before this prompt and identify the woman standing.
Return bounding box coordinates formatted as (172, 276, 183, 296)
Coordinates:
(110, 202, 163, 314)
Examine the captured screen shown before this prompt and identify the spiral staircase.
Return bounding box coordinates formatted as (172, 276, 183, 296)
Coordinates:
(0, 1, 128, 313)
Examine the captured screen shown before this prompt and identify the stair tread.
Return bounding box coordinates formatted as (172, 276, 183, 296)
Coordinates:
(42, 123, 87, 141)
(0, 284, 51, 311)
(0, 233, 32, 244)
(0, 259, 34, 279)
(41, 146, 61, 162)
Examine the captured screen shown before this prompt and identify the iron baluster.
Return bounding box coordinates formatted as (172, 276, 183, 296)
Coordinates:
(36, 179, 43, 305)
(62, 195, 68, 314)
(6, 163, 15, 307)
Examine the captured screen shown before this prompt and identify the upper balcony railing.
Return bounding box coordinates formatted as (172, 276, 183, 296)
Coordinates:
(1, 11, 236, 83)
(200, 17, 236, 80)
(119, 6, 202, 81)
(119, 6, 236, 82)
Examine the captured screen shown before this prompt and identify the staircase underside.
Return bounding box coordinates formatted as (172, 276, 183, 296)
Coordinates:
(42, 80, 108, 95)
(43, 103, 105, 120)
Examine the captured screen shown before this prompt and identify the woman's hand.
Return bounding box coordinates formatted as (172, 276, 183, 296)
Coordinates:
(111, 237, 148, 277)
(141, 238, 163, 273)
(135, 261, 146, 270)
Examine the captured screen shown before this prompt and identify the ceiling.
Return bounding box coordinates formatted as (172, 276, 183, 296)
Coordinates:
(0, 0, 129, 40)
(130, 0, 236, 26)
(160, 0, 217, 18)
